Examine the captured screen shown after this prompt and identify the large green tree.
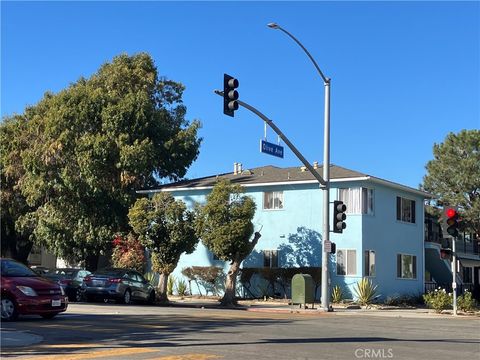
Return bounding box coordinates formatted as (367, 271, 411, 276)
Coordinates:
(6, 53, 201, 268)
(128, 192, 198, 303)
(0, 116, 36, 263)
(195, 180, 261, 306)
(422, 130, 480, 238)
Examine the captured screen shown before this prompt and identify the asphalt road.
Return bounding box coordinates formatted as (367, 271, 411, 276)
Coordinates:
(1, 302, 479, 360)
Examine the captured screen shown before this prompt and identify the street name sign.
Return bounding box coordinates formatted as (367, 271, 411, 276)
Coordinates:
(260, 139, 284, 158)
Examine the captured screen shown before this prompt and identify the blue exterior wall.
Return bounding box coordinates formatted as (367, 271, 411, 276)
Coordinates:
(360, 183, 425, 299)
(163, 179, 425, 300)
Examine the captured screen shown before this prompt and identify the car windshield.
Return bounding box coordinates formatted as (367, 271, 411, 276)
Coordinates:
(52, 269, 76, 278)
(93, 269, 125, 277)
(1, 260, 38, 277)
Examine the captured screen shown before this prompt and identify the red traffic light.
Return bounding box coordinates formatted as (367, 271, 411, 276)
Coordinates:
(446, 208, 457, 218)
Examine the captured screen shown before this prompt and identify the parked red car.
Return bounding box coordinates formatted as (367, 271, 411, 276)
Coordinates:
(1, 258, 68, 321)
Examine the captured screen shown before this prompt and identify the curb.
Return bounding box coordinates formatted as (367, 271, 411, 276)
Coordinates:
(245, 307, 331, 315)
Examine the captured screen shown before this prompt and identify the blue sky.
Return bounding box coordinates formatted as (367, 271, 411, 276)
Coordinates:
(2, 1, 479, 189)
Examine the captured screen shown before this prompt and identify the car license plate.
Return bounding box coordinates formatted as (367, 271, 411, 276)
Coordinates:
(52, 299, 61, 307)
(92, 280, 104, 287)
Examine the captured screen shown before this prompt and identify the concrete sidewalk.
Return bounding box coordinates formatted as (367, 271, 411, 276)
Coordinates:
(168, 297, 480, 319)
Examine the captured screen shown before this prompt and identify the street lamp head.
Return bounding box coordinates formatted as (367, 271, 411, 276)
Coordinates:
(267, 22, 280, 29)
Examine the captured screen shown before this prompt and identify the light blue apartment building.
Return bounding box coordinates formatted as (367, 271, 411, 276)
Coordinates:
(139, 163, 431, 300)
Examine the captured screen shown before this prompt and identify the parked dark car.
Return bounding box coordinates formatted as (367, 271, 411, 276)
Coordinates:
(30, 266, 52, 275)
(82, 268, 155, 304)
(1, 258, 68, 321)
(44, 268, 91, 302)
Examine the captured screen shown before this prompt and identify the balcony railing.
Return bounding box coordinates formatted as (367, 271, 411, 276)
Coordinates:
(425, 236, 480, 256)
(455, 238, 480, 256)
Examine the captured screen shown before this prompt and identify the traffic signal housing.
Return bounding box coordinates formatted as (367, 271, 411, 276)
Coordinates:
(333, 201, 347, 234)
(330, 242, 336, 254)
(223, 74, 239, 117)
(444, 206, 459, 238)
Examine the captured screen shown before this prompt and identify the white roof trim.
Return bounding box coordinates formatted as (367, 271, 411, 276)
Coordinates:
(368, 177, 432, 198)
(137, 175, 432, 198)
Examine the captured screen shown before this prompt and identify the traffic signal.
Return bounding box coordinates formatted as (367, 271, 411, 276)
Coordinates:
(444, 206, 459, 238)
(333, 201, 347, 233)
(223, 74, 239, 117)
(330, 242, 336, 254)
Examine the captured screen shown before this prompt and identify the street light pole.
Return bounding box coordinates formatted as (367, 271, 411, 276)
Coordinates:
(268, 23, 332, 311)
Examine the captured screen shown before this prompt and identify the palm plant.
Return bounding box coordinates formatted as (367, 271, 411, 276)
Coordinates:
(353, 278, 378, 306)
(176, 279, 188, 297)
(167, 275, 175, 296)
(331, 285, 343, 303)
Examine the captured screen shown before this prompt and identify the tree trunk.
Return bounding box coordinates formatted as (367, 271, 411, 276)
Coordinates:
(157, 272, 170, 304)
(15, 240, 33, 265)
(221, 257, 241, 307)
(220, 231, 262, 307)
(85, 254, 99, 272)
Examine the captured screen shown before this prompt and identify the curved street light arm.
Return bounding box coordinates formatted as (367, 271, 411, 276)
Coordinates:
(272, 25, 329, 84)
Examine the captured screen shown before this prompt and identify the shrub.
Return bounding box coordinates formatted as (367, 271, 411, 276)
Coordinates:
(423, 288, 452, 313)
(167, 275, 175, 296)
(144, 272, 159, 287)
(111, 233, 145, 273)
(457, 291, 476, 312)
(353, 278, 379, 306)
(176, 279, 188, 297)
(181, 266, 224, 296)
(331, 285, 343, 303)
(384, 293, 424, 307)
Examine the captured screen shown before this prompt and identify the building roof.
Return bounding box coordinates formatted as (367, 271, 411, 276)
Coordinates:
(138, 163, 432, 199)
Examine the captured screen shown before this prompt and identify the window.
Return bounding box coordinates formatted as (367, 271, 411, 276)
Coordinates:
(336, 249, 356, 275)
(397, 254, 417, 279)
(396, 197, 416, 223)
(364, 250, 376, 277)
(263, 250, 278, 268)
(263, 191, 284, 210)
(338, 188, 373, 215)
(463, 267, 473, 283)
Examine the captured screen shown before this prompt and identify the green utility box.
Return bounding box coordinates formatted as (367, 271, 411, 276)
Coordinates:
(291, 274, 314, 308)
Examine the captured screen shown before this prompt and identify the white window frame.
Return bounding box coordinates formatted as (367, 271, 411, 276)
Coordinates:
(364, 250, 376, 277)
(397, 253, 417, 279)
(396, 196, 416, 224)
(336, 249, 357, 276)
(338, 187, 374, 215)
(263, 191, 284, 210)
(262, 250, 279, 268)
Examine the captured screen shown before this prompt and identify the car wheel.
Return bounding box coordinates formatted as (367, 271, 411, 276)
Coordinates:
(75, 289, 83, 302)
(147, 291, 156, 305)
(122, 289, 132, 304)
(1, 297, 18, 321)
(41, 313, 59, 319)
